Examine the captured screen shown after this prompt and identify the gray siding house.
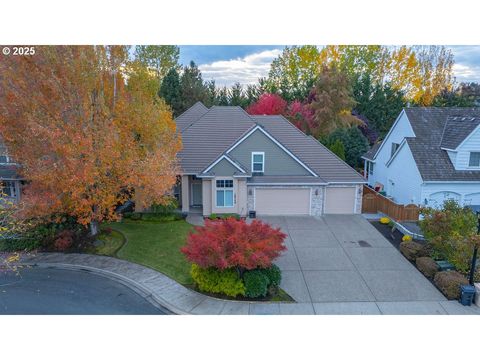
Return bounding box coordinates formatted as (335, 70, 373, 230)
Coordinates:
(176, 102, 365, 217)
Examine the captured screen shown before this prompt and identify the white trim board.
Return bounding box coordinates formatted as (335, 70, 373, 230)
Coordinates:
(202, 154, 246, 174)
(385, 138, 408, 167)
(225, 125, 318, 177)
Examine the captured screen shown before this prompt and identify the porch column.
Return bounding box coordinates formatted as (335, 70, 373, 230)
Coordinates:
(181, 175, 189, 213)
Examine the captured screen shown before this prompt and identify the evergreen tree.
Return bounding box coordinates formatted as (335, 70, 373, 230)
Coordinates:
(352, 74, 405, 139)
(159, 67, 182, 116)
(328, 139, 346, 161)
(245, 84, 261, 107)
(229, 82, 246, 107)
(180, 61, 207, 112)
(217, 86, 229, 105)
(325, 127, 369, 168)
(204, 80, 218, 107)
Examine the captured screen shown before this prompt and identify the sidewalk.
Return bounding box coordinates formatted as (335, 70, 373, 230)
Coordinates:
(18, 252, 480, 315)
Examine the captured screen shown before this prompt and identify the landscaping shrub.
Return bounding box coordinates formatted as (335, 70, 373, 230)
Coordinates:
(380, 217, 390, 225)
(416, 257, 439, 279)
(208, 213, 241, 220)
(123, 212, 181, 222)
(399, 241, 428, 261)
(150, 198, 178, 214)
(190, 264, 245, 297)
(243, 269, 270, 298)
(182, 219, 286, 270)
(434, 270, 469, 300)
(54, 230, 74, 251)
(402, 235, 412, 242)
(420, 200, 478, 272)
(0, 235, 42, 252)
(262, 264, 282, 287)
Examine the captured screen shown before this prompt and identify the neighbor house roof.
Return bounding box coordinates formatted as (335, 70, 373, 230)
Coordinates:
(176, 104, 364, 184)
(440, 116, 480, 150)
(382, 108, 480, 182)
(362, 141, 382, 161)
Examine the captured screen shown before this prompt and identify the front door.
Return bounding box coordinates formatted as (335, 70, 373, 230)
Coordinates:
(191, 181, 203, 207)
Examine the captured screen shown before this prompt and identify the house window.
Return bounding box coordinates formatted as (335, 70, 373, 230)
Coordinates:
(469, 152, 480, 167)
(1, 181, 17, 198)
(368, 161, 374, 175)
(252, 152, 264, 173)
(391, 143, 400, 158)
(0, 146, 11, 164)
(216, 179, 234, 207)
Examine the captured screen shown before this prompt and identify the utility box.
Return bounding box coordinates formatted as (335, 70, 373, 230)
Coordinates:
(249, 210, 256, 219)
(459, 284, 476, 306)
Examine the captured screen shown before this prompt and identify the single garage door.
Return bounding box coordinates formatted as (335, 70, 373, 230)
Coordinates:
(255, 188, 310, 215)
(324, 187, 356, 214)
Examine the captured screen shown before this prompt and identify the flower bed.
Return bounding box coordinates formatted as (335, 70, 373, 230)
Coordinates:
(373, 211, 479, 301)
(181, 218, 289, 301)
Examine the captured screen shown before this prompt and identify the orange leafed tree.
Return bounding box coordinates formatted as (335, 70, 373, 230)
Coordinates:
(0, 46, 182, 234)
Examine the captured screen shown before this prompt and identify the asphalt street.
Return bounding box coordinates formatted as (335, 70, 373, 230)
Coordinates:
(0, 267, 168, 315)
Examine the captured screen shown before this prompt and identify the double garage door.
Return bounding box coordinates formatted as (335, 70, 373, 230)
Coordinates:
(254, 187, 356, 215)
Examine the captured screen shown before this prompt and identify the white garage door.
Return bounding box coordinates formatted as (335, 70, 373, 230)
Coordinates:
(255, 188, 310, 215)
(427, 191, 461, 208)
(324, 187, 356, 214)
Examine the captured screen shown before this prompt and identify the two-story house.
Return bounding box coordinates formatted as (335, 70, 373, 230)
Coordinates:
(175, 102, 366, 217)
(362, 108, 480, 210)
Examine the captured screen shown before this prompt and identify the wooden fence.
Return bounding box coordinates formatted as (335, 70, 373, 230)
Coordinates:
(362, 186, 420, 221)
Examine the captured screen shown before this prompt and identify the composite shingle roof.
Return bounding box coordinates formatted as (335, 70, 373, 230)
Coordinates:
(440, 116, 480, 150)
(176, 104, 364, 183)
(398, 108, 480, 181)
(362, 141, 382, 161)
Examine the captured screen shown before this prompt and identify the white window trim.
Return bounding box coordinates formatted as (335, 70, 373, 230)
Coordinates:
(468, 151, 480, 168)
(202, 155, 246, 174)
(251, 151, 265, 173)
(215, 179, 234, 208)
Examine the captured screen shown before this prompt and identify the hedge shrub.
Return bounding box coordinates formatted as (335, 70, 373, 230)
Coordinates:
(123, 212, 182, 222)
(243, 269, 270, 298)
(262, 264, 282, 287)
(208, 213, 241, 220)
(190, 264, 245, 297)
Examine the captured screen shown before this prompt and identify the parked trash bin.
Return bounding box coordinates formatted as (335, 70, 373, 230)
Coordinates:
(459, 284, 476, 306)
(249, 210, 256, 219)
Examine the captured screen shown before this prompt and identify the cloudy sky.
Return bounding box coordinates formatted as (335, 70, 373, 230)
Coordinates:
(179, 45, 480, 87)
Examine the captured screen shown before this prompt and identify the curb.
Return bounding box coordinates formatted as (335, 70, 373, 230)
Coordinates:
(19, 261, 186, 315)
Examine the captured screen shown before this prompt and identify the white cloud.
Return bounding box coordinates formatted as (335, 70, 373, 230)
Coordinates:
(452, 63, 479, 83)
(199, 49, 282, 87)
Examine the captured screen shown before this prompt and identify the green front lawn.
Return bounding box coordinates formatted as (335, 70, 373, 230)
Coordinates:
(105, 220, 194, 285)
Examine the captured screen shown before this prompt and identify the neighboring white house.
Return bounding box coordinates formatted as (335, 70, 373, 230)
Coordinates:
(362, 108, 480, 211)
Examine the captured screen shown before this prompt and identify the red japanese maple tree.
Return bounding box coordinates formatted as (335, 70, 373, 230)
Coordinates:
(181, 219, 286, 270)
(246, 93, 287, 115)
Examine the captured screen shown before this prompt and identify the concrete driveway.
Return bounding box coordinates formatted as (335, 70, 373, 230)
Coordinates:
(261, 215, 465, 315)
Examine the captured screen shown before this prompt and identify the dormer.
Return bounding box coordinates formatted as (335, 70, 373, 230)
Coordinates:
(440, 116, 480, 170)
